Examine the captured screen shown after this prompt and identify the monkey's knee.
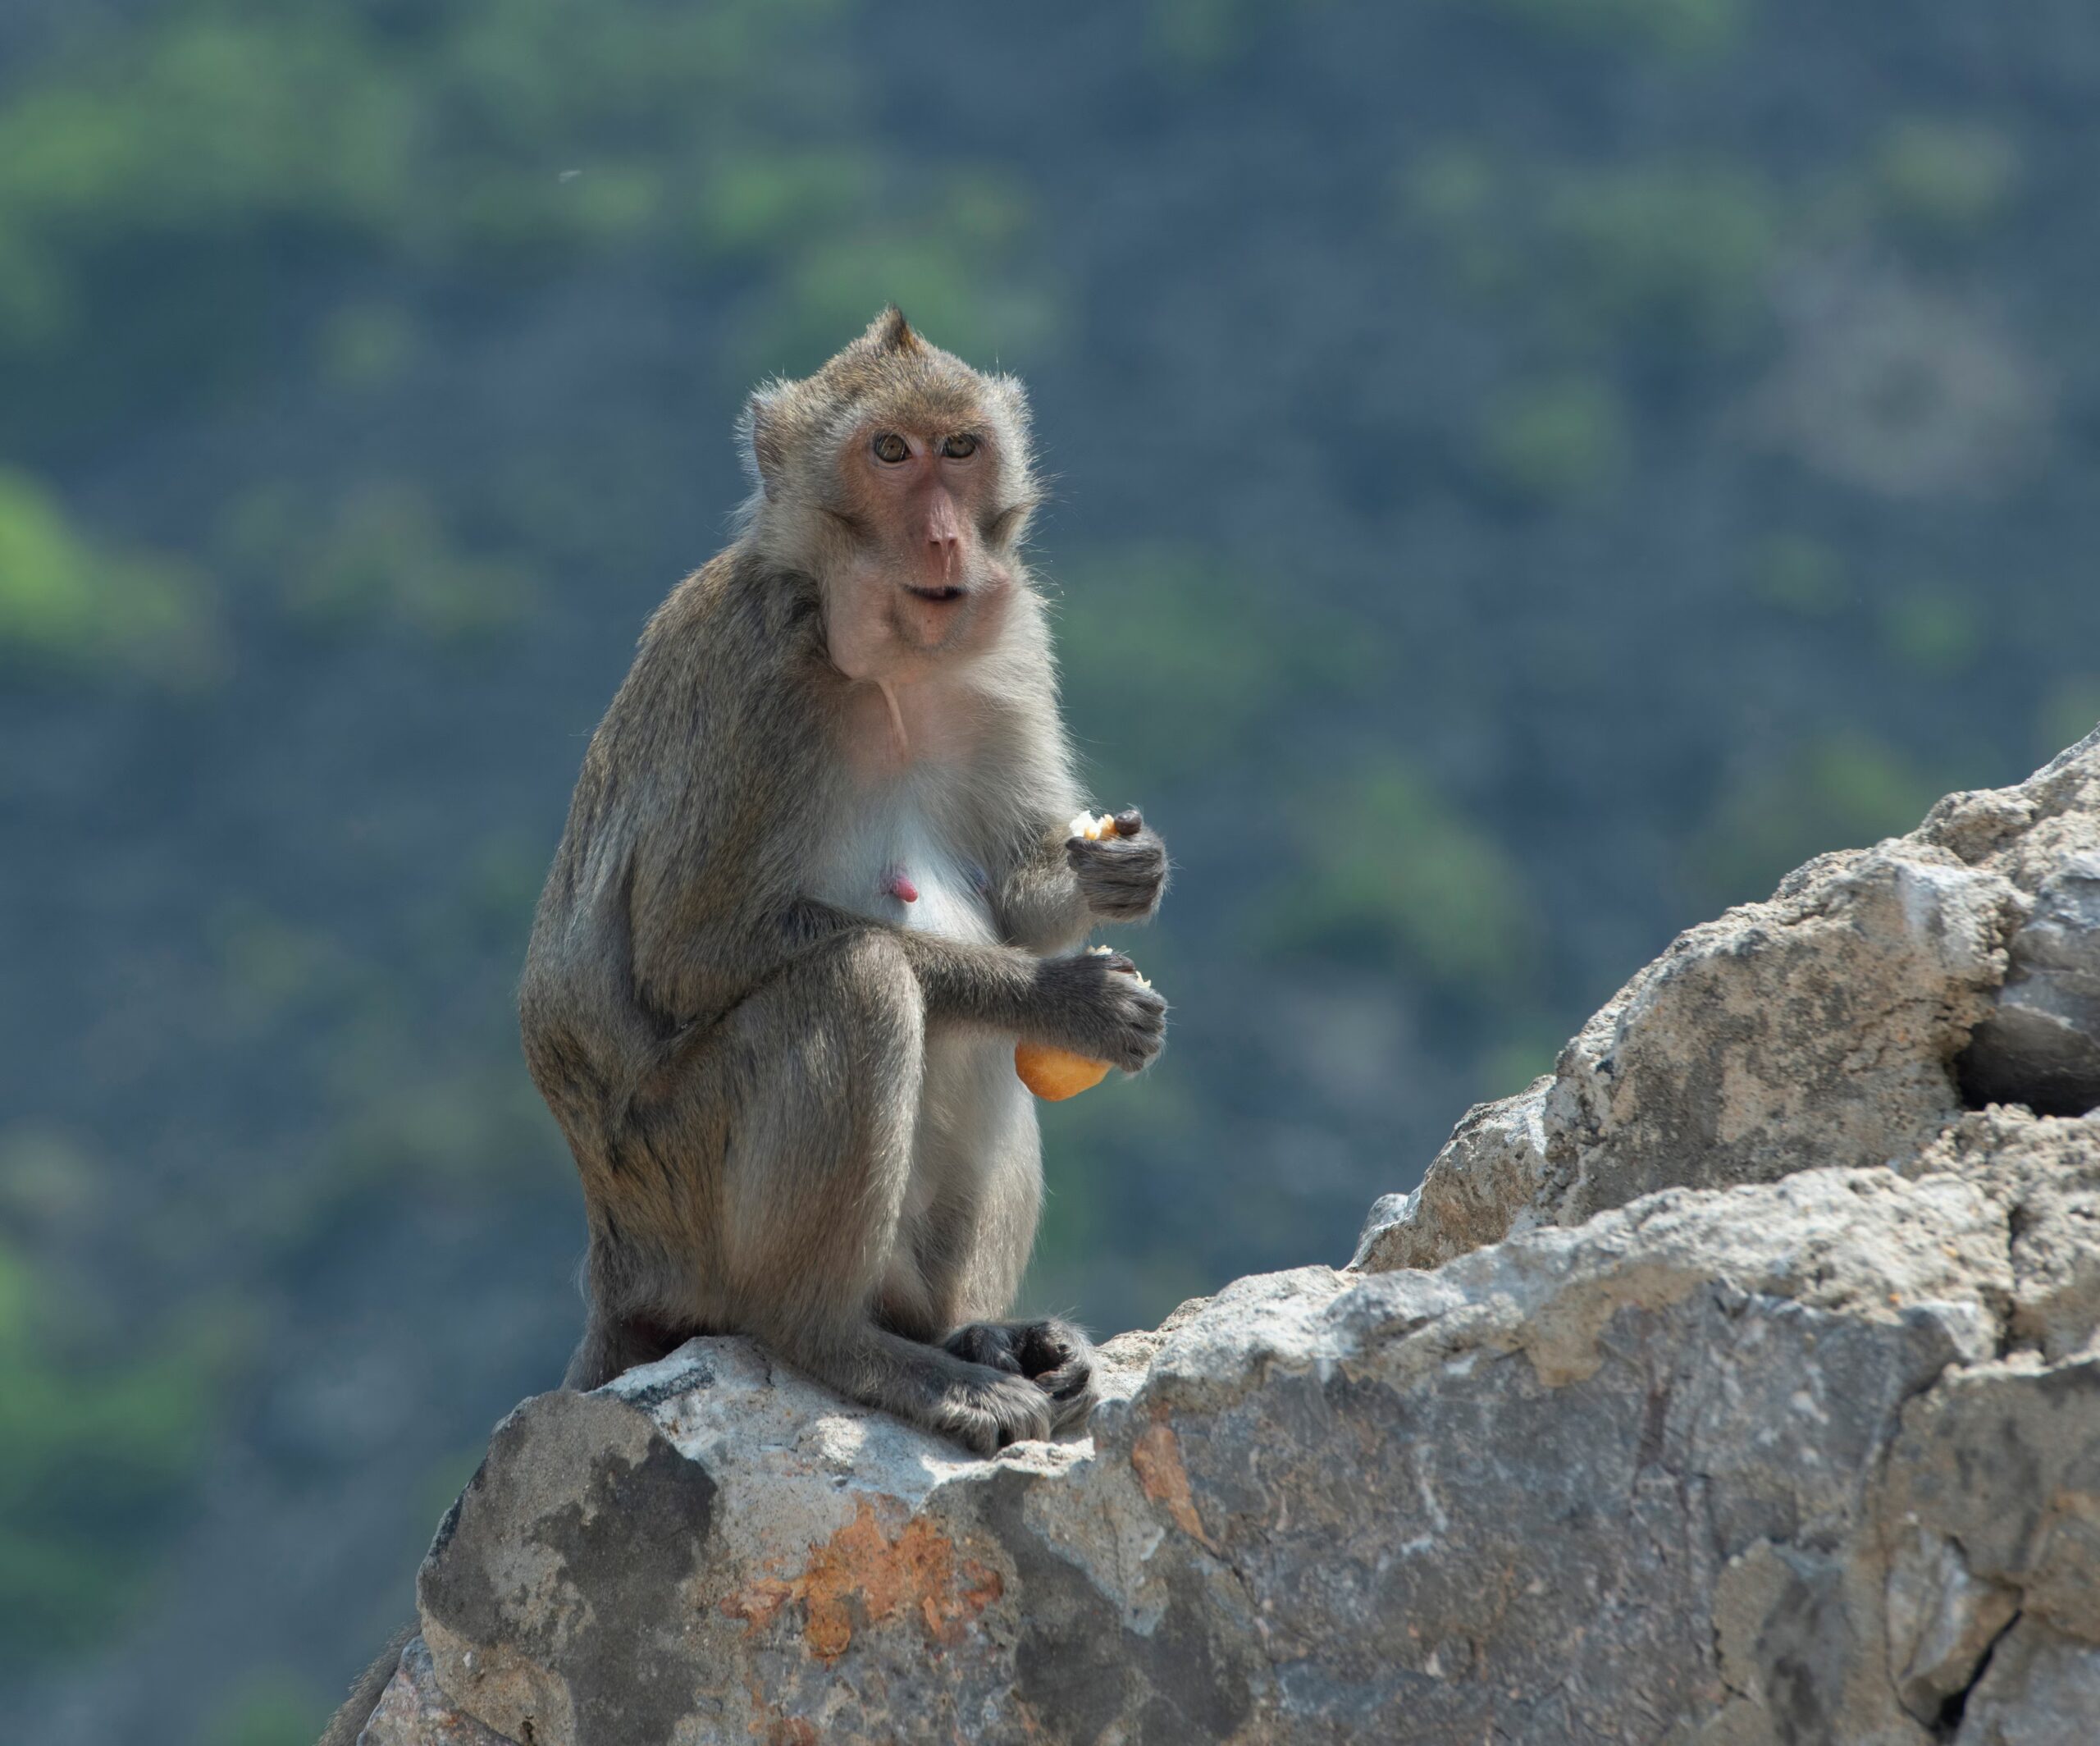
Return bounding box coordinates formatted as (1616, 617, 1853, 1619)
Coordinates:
(821, 929, 923, 1045)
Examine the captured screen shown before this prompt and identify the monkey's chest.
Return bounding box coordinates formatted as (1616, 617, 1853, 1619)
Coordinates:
(810, 790, 996, 945)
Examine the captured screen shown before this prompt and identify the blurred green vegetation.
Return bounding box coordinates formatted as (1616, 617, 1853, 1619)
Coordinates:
(1685, 734, 1952, 907)
(1751, 534, 1849, 618)
(0, 0, 1044, 569)
(227, 483, 538, 642)
(0, 1227, 243, 1660)
(2038, 679, 2100, 761)
(1258, 757, 1542, 1002)
(0, 469, 219, 682)
(1872, 118, 2020, 239)
(1477, 376, 1628, 504)
(1405, 151, 1778, 362)
(196, 1670, 324, 1746)
(1879, 585, 1984, 677)
(1479, 0, 1745, 55)
(1055, 545, 1380, 793)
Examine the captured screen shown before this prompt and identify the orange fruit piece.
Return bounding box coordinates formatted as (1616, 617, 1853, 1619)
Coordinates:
(1014, 1042, 1112, 1100)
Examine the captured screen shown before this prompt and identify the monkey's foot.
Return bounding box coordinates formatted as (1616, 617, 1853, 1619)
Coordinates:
(942, 1319, 1097, 1433)
(930, 1368, 1056, 1456)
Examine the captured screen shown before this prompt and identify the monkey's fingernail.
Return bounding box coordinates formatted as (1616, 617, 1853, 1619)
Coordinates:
(1113, 808, 1143, 837)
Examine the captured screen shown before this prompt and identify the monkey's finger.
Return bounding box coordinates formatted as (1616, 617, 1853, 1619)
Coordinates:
(1030, 1359, 1093, 1403)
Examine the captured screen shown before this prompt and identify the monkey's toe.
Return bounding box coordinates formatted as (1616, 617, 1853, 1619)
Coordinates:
(941, 1322, 1026, 1373)
(944, 1318, 1094, 1391)
(934, 1369, 1054, 1456)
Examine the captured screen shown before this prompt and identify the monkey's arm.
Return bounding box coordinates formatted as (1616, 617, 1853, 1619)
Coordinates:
(992, 813, 1170, 950)
(988, 831, 1094, 953)
(775, 899, 1165, 1070)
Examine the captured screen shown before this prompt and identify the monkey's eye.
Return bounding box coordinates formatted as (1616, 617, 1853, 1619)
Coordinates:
(871, 432, 910, 464)
(941, 433, 979, 459)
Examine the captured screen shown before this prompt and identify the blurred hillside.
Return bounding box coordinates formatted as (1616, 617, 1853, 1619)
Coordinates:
(2, 2, 2098, 1740)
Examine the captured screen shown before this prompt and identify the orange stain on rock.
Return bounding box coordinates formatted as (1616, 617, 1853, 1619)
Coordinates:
(724, 1497, 1003, 1663)
(1130, 1414, 1215, 1551)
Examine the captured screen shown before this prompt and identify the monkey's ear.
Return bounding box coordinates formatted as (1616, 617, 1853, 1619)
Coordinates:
(865, 304, 920, 355)
(737, 383, 788, 496)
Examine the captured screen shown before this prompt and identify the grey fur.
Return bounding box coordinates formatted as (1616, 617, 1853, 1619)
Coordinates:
(520, 311, 1168, 1453)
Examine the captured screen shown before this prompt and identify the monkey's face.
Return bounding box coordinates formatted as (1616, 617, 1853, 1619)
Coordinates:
(820, 420, 1019, 684)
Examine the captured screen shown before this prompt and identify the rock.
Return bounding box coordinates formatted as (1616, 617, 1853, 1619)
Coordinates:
(361, 1635, 514, 1746)
(1902, 1107, 2100, 1360)
(356, 733, 2100, 1744)
(377, 1157, 2080, 1745)
(1958, 852, 2100, 1116)
(1356, 728, 2100, 1274)
(1952, 1619, 2100, 1746)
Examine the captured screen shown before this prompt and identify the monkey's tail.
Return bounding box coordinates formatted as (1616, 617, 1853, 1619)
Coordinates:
(316, 1622, 415, 1746)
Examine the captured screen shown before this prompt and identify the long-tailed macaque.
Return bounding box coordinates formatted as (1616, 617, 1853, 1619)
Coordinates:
(519, 307, 1168, 1452)
(322, 309, 1166, 1746)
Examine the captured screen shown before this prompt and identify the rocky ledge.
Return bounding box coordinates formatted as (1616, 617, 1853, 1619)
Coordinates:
(362, 732, 2100, 1746)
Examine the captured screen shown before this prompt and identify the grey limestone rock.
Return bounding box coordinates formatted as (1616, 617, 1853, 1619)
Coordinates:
(357, 733, 2100, 1744)
(1355, 728, 2100, 1276)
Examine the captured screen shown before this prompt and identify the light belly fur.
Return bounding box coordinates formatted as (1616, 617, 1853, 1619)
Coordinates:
(810, 788, 1040, 1313)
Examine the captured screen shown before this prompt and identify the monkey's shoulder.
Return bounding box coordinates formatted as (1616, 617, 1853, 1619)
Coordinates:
(642, 551, 821, 660)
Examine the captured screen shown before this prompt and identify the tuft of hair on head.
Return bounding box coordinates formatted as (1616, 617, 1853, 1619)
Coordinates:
(866, 304, 922, 356)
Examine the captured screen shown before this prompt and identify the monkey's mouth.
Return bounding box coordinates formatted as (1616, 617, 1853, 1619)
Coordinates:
(902, 583, 967, 604)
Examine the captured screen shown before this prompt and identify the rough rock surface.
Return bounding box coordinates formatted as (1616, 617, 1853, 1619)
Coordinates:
(1354, 729, 2100, 1273)
(361, 733, 2100, 1745)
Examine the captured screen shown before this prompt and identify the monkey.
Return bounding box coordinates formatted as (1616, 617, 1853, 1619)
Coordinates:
(317, 309, 1166, 1746)
(318, 309, 1169, 1746)
(519, 304, 1167, 1453)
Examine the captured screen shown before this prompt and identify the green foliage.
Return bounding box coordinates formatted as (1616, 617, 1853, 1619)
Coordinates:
(1542, 163, 1777, 349)
(1752, 535, 1848, 617)
(1686, 734, 1947, 906)
(0, 1236, 239, 1660)
(1054, 545, 1380, 793)
(2036, 679, 2100, 762)
(749, 216, 1056, 382)
(688, 150, 876, 261)
(1879, 586, 1983, 676)
(1259, 758, 1541, 999)
(1477, 0, 1745, 57)
(223, 482, 536, 641)
(211, 905, 354, 1027)
(1147, 0, 1269, 69)
(196, 1669, 325, 1746)
(1476, 1035, 1562, 1104)
(1477, 376, 1628, 504)
(0, 0, 1016, 418)
(0, 468, 218, 682)
(316, 301, 419, 391)
(0, 1126, 102, 1233)
(1873, 119, 2020, 238)
(1406, 151, 1777, 361)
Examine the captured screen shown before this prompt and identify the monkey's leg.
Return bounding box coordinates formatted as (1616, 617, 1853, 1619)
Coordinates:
(943, 1319, 1097, 1433)
(699, 932, 1060, 1455)
(563, 1307, 683, 1392)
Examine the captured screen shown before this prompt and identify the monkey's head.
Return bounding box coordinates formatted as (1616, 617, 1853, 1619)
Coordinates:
(738, 308, 1040, 684)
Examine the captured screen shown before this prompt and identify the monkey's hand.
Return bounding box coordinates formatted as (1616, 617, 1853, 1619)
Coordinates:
(1028, 949, 1166, 1072)
(1066, 807, 1168, 922)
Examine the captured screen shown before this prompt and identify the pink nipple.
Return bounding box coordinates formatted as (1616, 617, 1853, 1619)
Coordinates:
(885, 867, 920, 903)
